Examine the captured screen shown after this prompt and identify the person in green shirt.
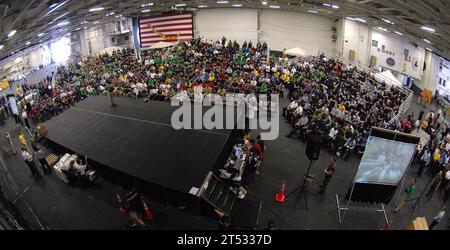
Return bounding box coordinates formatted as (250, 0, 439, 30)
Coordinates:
(394, 178, 416, 213)
(259, 83, 268, 93)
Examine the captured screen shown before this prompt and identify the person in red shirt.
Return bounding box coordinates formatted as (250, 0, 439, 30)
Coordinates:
(249, 139, 264, 161)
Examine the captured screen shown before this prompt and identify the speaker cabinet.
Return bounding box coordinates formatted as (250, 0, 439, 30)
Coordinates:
(306, 135, 321, 161)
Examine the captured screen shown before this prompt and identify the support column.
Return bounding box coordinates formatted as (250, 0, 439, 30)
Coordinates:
(79, 28, 90, 56)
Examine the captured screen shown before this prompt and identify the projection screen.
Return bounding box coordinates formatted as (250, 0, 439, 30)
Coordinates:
(354, 136, 416, 185)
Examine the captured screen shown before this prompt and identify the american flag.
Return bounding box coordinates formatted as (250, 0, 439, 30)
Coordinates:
(139, 13, 194, 48)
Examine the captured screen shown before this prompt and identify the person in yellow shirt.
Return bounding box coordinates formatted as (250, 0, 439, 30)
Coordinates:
(18, 132, 29, 152)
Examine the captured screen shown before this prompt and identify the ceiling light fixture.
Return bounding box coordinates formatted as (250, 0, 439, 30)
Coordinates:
(141, 9, 151, 13)
(394, 31, 403, 36)
(26, 41, 31, 45)
(261, 1, 268, 5)
(421, 26, 435, 32)
(232, 3, 242, 7)
(198, 5, 207, 8)
(354, 18, 366, 23)
(426, 47, 432, 52)
(49, 3, 58, 8)
(7, 30, 17, 38)
(270, 5, 280, 9)
(175, 3, 187, 7)
(216, 1, 229, 4)
(38, 33, 45, 37)
(93, 21, 100, 24)
(331, 5, 339, 9)
(322, 3, 332, 7)
(89, 7, 105, 12)
(106, 12, 115, 16)
(346, 17, 356, 21)
(377, 27, 388, 32)
(308, 10, 318, 13)
(381, 18, 394, 25)
(141, 3, 154, 7)
(57, 21, 70, 26)
(423, 38, 431, 44)
(0, 45, 3, 50)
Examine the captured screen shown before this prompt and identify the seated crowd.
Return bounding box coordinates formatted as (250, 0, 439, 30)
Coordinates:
(13, 37, 294, 122)
(283, 56, 408, 160)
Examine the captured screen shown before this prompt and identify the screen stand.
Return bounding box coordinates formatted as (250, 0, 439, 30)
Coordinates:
(336, 182, 389, 225)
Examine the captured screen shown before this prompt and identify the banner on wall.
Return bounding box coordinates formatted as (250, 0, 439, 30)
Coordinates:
(138, 12, 194, 48)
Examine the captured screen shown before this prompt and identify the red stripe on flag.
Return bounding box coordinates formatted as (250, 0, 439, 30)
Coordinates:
(141, 33, 193, 39)
(140, 27, 193, 34)
(140, 12, 192, 20)
(140, 22, 192, 29)
(139, 17, 192, 25)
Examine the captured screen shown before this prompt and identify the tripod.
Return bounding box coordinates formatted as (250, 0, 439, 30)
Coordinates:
(285, 159, 314, 210)
(408, 175, 434, 219)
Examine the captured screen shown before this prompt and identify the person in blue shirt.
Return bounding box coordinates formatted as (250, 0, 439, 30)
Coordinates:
(339, 137, 356, 160)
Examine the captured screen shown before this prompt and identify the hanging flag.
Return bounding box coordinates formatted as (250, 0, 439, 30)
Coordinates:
(139, 12, 193, 48)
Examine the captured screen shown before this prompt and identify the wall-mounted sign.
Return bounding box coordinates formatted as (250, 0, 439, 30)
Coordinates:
(404, 49, 409, 61)
(386, 57, 396, 66)
(372, 40, 378, 47)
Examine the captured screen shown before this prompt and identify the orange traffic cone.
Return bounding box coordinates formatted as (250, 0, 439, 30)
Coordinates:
(141, 196, 154, 220)
(275, 180, 287, 202)
(116, 192, 129, 213)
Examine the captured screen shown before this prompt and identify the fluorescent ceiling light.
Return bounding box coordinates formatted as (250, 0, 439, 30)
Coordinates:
(216, 1, 229, 3)
(270, 5, 280, 8)
(382, 18, 394, 25)
(377, 27, 388, 32)
(106, 12, 115, 16)
(355, 18, 366, 23)
(331, 5, 339, 9)
(49, 3, 58, 8)
(81, 21, 89, 24)
(89, 7, 104, 12)
(26, 41, 31, 45)
(308, 10, 318, 13)
(83, 26, 88, 29)
(93, 21, 100, 24)
(141, 3, 154, 7)
(346, 17, 356, 21)
(394, 31, 403, 36)
(421, 26, 435, 32)
(232, 3, 242, 7)
(175, 3, 187, 7)
(141, 9, 151, 12)
(57, 21, 69, 26)
(38, 33, 45, 37)
(0, 45, 3, 50)
(261, 1, 268, 5)
(423, 38, 431, 44)
(198, 5, 207, 8)
(426, 48, 432, 52)
(7, 30, 17, 38)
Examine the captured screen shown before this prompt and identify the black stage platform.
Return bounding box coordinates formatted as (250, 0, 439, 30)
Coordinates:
(44, 96, 240, 200)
